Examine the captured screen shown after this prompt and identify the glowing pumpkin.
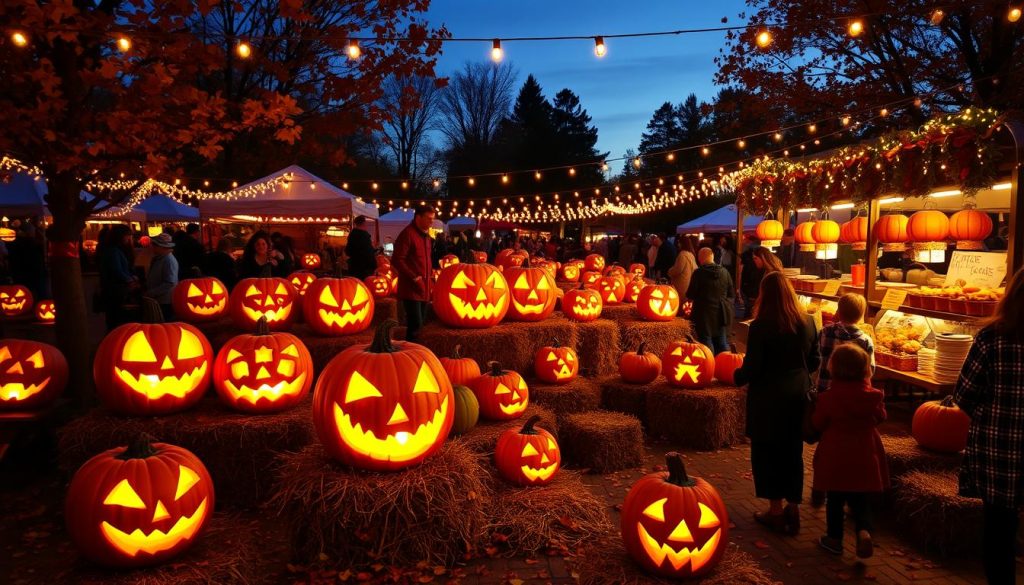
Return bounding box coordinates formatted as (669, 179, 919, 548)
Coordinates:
(171, 277, 228, 323)
(907, 210, 949, 243)
(621, 452, 728, 578)
(912, 396, 970, 453)
(82, 239, 99, 253)
(213, 318, 313, 413)
(66, 438, 214, 568)
(229, 277, 297, 331)
(470, 361, 528, 421)
(0, 284, 33, 317)
(714, 345, 744, 385)
(473, 251, 488, 263)
(0, 227, 15, 242)
(604, 265, 627, 278)
(289, 271, 317, 298)
(451, 384, 480, 435)
(662, 338, 715, 388)
(495, 415, 561, 486)
(440, 254, 460, 269)
(581, 270, 602, 287)
(34, 299, 56, 324)
(596, 276, 626, 306)
(494, 250, 526, 272)
(364, 272, 391, 299)
(563, 284, 602, 322)
(794, 221, 817, 252)
(312, 320, 454, 471)
(303, 277, 375, 336)
(432, 263, 509, 328)
(623, 277, 646, 303)
(756, 220, 783, 248)
(504, 264, 558, 322)
(0, 339, 68, 411)
(533, 340, 578, 384)
(629, 263, 647, 278)
(301, 253, 321, 269)
(585, 254, 605, 272)
(619, 342, 661, 384)
(439, 344, 482, 386)
(559, 263, 581, 283)
(637, 283, 679, 321)
(377, 266, 399, 295)
(949, 208, 993, 250)
(840, 216, 869, 251)
(875, 214, 909, 251)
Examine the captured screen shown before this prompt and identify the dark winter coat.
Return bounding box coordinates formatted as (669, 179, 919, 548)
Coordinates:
(685, 263, 735, 337)
(345, 227, 376, 280)
(812, 380, 889, 492)
(392, 222, 433, 302)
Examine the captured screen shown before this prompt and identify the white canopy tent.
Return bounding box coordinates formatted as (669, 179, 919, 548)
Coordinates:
(677, 204, 763, 234)
(0, 172, 142, 222)
(379, 208, 446, 245)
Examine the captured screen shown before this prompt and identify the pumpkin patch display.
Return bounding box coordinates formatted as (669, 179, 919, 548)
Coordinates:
(585, 253, 606, 272)
(533, 340, 579, 384)
(494, 415, 561, 486)
(0, 339, 68, 411)
(0, 284, 33, 317)
(303, 277, 375, 336)
(470, 361, 528, 420)
(439, 254, 460, 269)
(94, 303, 213, 416)
(213, 318, 313, 413)
(65, 438, 214, 568)
(504, 264, 558, 321)
(432, 263, 509, 328)
(171, 277, 228, 323)
(559, 263, 581, 282)
(289, 271, 317, 298)
(229, 277, 297, 331)
(301, 253, 322, 270)
(714, 345, 745, 385)
(637, 283, 679, 321)
(596, 276, 626, 305)
(451, 384, 480, 435)
(621, 452, 728, 578)
(619, 342, 661, 384)
(312, 320, 454, 471)
(439, 344, 481, 386)
(35, 299, 56, 324)
(563, 284, 602, 322)
(662, 338, 715, 388)
(912, 396, 970, 453)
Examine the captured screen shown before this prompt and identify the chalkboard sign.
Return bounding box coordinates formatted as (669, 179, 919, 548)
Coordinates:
(944, 251, 1007, 289)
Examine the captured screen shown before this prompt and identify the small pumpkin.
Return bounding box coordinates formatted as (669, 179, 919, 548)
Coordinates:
(595, 276, 626, 305)
(364, 272, 392, 299)
(229, 276, 297, 331)
(439, 344, 481, 386)
(636, 282, 679, 321)
(533, 339, 578, 384)
(619, 342, 661, 384)
(912, 396, 970, 453)
(563, 283, 602, 322)
(34, 299, 56, 324)
(303, 277, 375, 336)
(559, 263, 581, 282)
(713, 344, 745, 386)
(0, 283, 33, 317)
(451, 384, 480, 435)
(604, 264, 627, 278)
(0, 339, 68, 411)
(584, 253, 606, 272)
(629, 263, 647, 278)
(172, 276, 228, 323)
(581, 270, 602, 287)
(301, 253, 322, 269)
(439, 254, 460, 269)
(472, 250, 488, 263)
(288, 271, 317, 298)
(470, 361, 528, 421)
(213, 318, 313, 413)
(624, 277, 646, 303)
(495, 415, 561, 486)
(662, 337, 715, 388)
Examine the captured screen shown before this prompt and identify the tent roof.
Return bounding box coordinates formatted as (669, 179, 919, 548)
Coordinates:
(446, 216, 477, 228)
(134, 194, 199, 223)
(379, 207, 445, 227)
(677, 204, 762, 234)
(199, 165, 379, 221)
(0, 172, 142, 221)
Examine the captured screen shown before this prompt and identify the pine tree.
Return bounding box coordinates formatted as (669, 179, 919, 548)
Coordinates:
(551, 88, 606, 187)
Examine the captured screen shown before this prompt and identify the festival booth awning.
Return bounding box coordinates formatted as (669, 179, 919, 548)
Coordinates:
(0, 172, 142, 222)
(379, 208, 446, 245)
(676, 204, 763, 234)
(134, 194, 199, 223)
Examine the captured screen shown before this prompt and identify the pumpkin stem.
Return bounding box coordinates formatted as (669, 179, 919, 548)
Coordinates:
(665, 452, 696, 487)
(940, 395, 956, 408)
(254, 316, 270, 336)
(140, 297, 164, 324)
(368, 320, 400, 353)
(118, 435, 158, 460)
(452, 344, 463, 359)
(487, 361, 503, 376)
(519, 415, 542, 435)
(636, 341, 647, 356)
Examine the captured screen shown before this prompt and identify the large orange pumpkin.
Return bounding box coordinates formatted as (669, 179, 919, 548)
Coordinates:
(907, 210, 949, 243)
(213, 318, 313, 413)
(619, 342, 661, 384)
(875, 214, 909, 251)
(504, 264, 558, 321)
(714, 345, 745, 385)
(0, 339, 68, 411)
(793, 221, 817, 252)
(756, 219, 784, 247)
(229, 277, 297, 331)
(172, 277, 228, 323)
(65, 438, 214, 568)
(302, 277, 375, 336)
(432, 263, 509, 328)
(948, 208, 993, 250)
(912, 396, 970, 453)
(637, 283, 679, 321)
(533, 339, 578, 384)
(494, 415, 561, 486)
(840, 216, 869, 250)
(0, 284, 33, 317)
(312, 320, 454, 471)
(563, 284, 603, 322)
(621, 452, 728, 578)
(662, 338, 716, 388)
(439, 344, 481, 386)
(470, 361, 528, 420)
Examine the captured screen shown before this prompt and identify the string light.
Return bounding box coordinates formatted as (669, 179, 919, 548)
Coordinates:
(534, 171, 542, 180)
(773, 132, 783, 142)
(841, 115, 851, 126)
(1010, 6, 1022, 22)
(929, 9, 945, 25)
(235, 41, 252, 59)
(468, 177, 476, 187)
(880, 107, 889, 117)
(737, 139, 747, 149)
(593, 36, 606, 57)
(568, 167, 577, 176)
(116, 36, 131, 52)
(807, 123, 817, 134)
(490, 39, 503, 62)
(701, 146, 710, 156)
(848, 19, 864, 37)
(10, 31, 28, 47)
(755, 29, 772, 48)
(347, 40, 361, 60)
(501, 174, 509, 184)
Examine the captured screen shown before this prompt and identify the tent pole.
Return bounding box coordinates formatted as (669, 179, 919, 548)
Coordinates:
(735, 206, 744, 286)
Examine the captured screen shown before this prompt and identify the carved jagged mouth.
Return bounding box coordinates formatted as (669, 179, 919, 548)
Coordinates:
(333, 396, 449, 462)
(2, 300, 26, 312)
(638, 523, 721, 572)
(224, 373, 307, 403)
(100, 499, 208, 557)
(648, 300, 675, 316)
(317, 303, 371, 329)
(512, 299, 546, 315)
(555, 365, 573, 379)
(38, 311, 55, 319)
(499, 400, 527, 415)
(673, 363, 702, 384)
(447, 293, 507, 321)
(187, 299, 226, 315)
(0, 378, 50, 401)
(573, 304, 601, 317)
(115, 363, 208, 399)
(242, 304, 291, 323)
(520, 462, 558, 482)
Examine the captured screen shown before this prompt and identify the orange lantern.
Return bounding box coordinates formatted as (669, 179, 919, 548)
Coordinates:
(0, 227, 16, 242)
(948, 208, 992, 250)
(812, 219, 840, 260)
(907, 210, 949, 263)
(755, 219, 783, 248)
(840, 216, 868, 251)
(874, 213, 909, 252)
(793, 222, 817, 252)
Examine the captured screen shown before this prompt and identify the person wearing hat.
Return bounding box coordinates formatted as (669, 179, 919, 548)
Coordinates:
(147, 233, 179, 320)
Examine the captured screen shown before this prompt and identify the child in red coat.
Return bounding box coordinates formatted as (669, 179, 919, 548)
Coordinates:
(812, 344, 889, 559)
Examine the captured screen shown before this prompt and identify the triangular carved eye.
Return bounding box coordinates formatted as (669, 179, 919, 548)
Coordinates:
(123, 331, 157, 363)
(175, 465, 201, 500)
(486, 271, 505, 289)
(650, 289, 664, 299)
(345, 371, 383, 403)
(565, 352, 575, 362)
(642, 497, 667, 522)
(275, 283, 289, 296)
(178, 329, 204, 359)
(245, 285, 260, 297)
(536, 278, 549, 290)
(413, 363, 440, 394)
(521, 443, 539, 457)
(351, 283, 369, 305)
(698, 502, 720, 528)
(211, 281, 224, 295)
(188, 283, 203, 297)
(546, 352, 557, 361)
(671, 346, 683, 356)
(0, 347, 10, 362)
(514, 274, 529, 290)
(319, 286, 339, 308)
(104, 479, 146, 509)
(25, 350, 44, 368)
(451, 272, 475, 289)
(547, 437, 557, 450)
(494, 383, 511, 395)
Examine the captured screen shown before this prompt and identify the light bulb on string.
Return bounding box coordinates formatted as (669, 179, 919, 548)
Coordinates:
(235, 40, 252, 59)
(1010, 6, 1022, 22)
(880, 107, 889, 117)
(755, 29, 772, 48)
(737, 139, 746, 149)
(491, 39, 503, 62)
(593, 36, 606, 57)
(848, 19, 864, 37)
(468, 177, 476, 187)
(930, 9, 945, 25)
(347, 40, 361, 60)
(773, 132, 783, 142)
(10, 31, 28, 47)
(116, 36, 131, 52)
(501, 174, 509, 184)
(808, 123, 817, 134)
(841, 115, 851, 126)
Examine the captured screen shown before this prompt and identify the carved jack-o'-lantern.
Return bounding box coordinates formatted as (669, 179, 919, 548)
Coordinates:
(0, 339, 67, 411)
(0, 284, 33, 317)
(35, 299, 56, 324)
(82, 239, 99, 253)
(504, 264, 558, 322)
(581, 270, 602, 287)
(377, 266, 399, 295)
(439, 254, 460, 269)
(229, 277, 297, 331)
(213, 318, 313, 413)
(637, 283, 679, 321)
(604, 265, 627, 278)
(585, 254, 605, 272)
(431, 268, 441, 282)
(303, 277, 375, 336)
(312, 321, 454, 471)
(533, 340, 578, 384)
(301, 253, 321, 269)
(472, 250, 488, 263)
(470, 361, 528, 420)
(364, 272, 392, 299)
(494, 250, 526, 272)
(624, 277, 646, 303)
(433, 263, 509, 328)
(563, 284, 602, 322)
(661, 338, 716, 388)
(66, 439, 214, 568)
(559, 263, 581, 282)
(289, 271, 317, 298)
(495, 415, 561, 486)
(94, 300, 213, 416)
(629, 263, 647, 278)
(596, 276, 626, 305)
(171, 277, 228, 323)
(621, 452, 728, 578)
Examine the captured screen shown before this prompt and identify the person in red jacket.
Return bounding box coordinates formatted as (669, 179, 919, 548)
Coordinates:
(392, 204, 435, 341)
(812, 343, 889, 559)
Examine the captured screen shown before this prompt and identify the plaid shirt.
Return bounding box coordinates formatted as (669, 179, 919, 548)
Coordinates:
(954, 326, 1024, 508)
(816, 322, 875, 393)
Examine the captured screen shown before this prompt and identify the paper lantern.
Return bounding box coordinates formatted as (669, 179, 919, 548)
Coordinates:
(0, 339, 68, 411)
(432, 263, 509, 328)
(34, 299, 56, 324)
(171, 277, 228, 323)
(213, 318, 313, 413)
(812, 219, 840, 259)
(229, 277, 297, 331)
(0, 284, 33, 317)
(494, 415, 561, 486)
(793, 222, 817, 252)
(840, 216, 868, 251)
(874, 214, 909, 252)
(948, 208, 993, 250)
(908, 210, 949, 263)
(504, 265, 558, 322)
(303, 277, 375, 336)
(755, 219, 784, 248)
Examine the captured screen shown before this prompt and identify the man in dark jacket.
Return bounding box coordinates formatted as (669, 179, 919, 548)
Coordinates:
(686, 247, 735, 354)
(173, 223, 205, 280)
(654, 234, 676, 277)
(392, 205, 435, 341)
(345, 215, 376, 279)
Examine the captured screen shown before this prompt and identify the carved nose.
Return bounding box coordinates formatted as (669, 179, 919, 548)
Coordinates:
(161, 356, 174, 370)
(152, 500, 170, 522)
(6, 362, 22, 375)
(388, 403, 409, 425)
(256, 366, 271, 380)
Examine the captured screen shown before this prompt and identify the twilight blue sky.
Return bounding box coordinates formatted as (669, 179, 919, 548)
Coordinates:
(424, 0, 750, 163)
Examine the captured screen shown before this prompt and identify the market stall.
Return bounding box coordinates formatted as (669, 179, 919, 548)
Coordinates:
(676, 204, 763, 235)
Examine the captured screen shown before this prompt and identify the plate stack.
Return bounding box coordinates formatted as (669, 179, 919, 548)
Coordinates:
(783, 268, 801, 277)
(933, 333, 973, 384)
(916, 348, 936, 377)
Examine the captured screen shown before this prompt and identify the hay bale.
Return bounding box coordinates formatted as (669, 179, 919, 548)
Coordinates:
(600, 304, 637, 323)
(617, 319, 691, 357)
(559, 410, 644, 473)
(68, 514, 263, 585)
(417, 319, 576, 377)
(270, 442, 489, 566)
(291, 325, 373, 372)
(574, 537, 779, 585)
(455, 403, 558, 455)
(486, 471, 614, 556)
(573, 320, 620, 377)
(529, 377, 601, 417)
(645, 383, 746, 450)
(881, 433, 962, 480)
(370, 297, 398, 326)
(891, 469, 982, 556)
(598, 377, 654, 422)
(58, 399, 315, 508)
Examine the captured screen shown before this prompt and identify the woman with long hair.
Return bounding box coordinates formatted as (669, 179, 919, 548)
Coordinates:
(734, 271, 820, 535)
(954, 267, 1024, 585)
(739, 246, 784, 319)
(237, 230, 280, 278)
(97, 224, 139, 330)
